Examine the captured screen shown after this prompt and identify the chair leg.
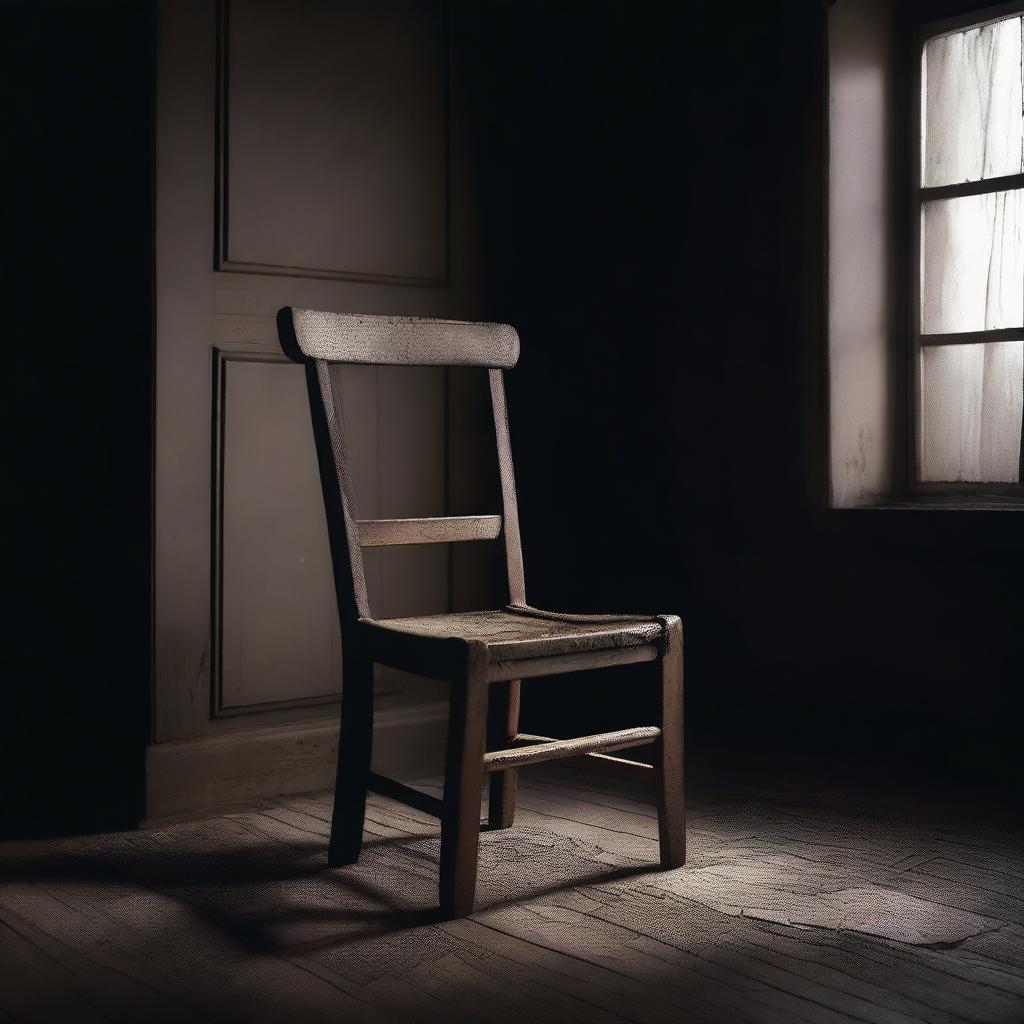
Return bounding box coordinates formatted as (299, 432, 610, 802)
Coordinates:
(655, 615, 685, 869)
(487, 679, 521, 828)
(328, 643, 374, 868)
(440, 641, 489, 918)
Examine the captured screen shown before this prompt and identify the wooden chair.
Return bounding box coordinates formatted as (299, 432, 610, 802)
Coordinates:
(278, 307, 684, 918)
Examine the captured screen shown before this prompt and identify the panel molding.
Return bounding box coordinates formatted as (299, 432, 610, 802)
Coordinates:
(211, 347, 342, 718)
(213, 0, 451, 287)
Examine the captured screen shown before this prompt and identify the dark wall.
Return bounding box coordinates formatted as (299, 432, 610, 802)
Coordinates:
(3, 0, 1019, 843)
(458, 0, 1023, 792)
(2, 1, 154, 837)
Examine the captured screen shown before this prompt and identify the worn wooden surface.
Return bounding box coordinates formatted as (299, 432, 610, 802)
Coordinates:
(364, 608, 663, 660)
(482, 727, 662, 771)
(327, 642, 375, 869)
(356, 516, 502, 547)
(2, 759, 1021, 1023)
(487, 642, 659, 682)
(488, 368, 526, 606)
(439, 643, 490, 917)
(288, 310, 521, 366)
(487, 680, 521, 829)
(291, 306, 682, 902)
(655, 614, 685, 869)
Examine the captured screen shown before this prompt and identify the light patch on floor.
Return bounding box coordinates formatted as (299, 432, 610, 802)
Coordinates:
(666, 859, 997, 945)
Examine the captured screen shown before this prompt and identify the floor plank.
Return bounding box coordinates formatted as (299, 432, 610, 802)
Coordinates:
(1, 762, 1021, 1023)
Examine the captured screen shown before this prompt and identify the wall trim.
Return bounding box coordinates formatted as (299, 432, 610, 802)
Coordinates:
(144, 701, 449, 822)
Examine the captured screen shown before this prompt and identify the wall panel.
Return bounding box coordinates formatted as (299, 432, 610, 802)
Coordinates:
(218, 0, 448, 284)
(215, 353, 341, 714)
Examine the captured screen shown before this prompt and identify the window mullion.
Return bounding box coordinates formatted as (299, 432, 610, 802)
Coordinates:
(920, 328, 1024, 346)
(920, 173, 1024, 202)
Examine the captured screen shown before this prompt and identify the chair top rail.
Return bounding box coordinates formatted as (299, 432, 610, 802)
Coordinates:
(285, 307, 520, 368)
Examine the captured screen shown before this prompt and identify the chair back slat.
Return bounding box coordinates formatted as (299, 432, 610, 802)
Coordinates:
(289, 308, 519, 368)
(357, 516, 501, 548)
(308, 360, 372, 620)
(281, 307, 526, 622)
(489, 369, 526, 606)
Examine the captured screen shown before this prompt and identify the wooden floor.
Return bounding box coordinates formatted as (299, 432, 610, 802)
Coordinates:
(1, 757, 1022, 1023)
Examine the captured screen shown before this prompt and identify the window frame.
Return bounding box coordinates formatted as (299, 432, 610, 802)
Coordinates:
(909, 0, 1024, 499)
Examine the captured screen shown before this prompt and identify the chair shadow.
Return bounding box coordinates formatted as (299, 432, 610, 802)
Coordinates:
(0, 824, 658, 956)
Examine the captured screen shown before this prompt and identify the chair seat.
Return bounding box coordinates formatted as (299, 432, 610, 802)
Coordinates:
(361, 605, 663, 662)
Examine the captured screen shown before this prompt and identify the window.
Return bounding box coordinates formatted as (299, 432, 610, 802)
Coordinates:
(915, 6, 1024, 492)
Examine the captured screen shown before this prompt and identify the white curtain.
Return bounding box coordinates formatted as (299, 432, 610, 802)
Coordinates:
(921, 190, 1023, 335)
(922, 16, 1023, 187)
(918, 15, 1024, 484)
(920, 342, 1023, 482)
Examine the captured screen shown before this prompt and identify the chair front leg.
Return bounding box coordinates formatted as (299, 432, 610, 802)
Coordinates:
(487, 678, 521, 828)
(440, 641, 489, 917)
(328, 641, 375, 867)
(655, 614, 685, 869)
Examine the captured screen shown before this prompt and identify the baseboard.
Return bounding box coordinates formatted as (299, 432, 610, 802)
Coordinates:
(144, 701, 448, 821)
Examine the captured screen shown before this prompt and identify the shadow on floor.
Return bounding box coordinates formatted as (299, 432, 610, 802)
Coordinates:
(0, 821, 660, 954)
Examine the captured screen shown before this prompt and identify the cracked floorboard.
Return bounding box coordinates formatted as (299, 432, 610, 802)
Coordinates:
(1, 760, 1022, 1023)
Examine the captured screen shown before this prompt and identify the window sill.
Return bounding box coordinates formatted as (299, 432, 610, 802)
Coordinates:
(836, 498, 1024, 511)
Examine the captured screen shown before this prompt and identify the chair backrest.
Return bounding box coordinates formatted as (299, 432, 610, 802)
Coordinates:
(278, 307, 526, 626)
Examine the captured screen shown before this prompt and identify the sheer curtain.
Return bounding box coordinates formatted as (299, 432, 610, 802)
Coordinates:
(921, 16, 1023, 186)
(920, 341, 1024, 482)
(918, 14, 1024, 484)
(921, 190, 1023, 335)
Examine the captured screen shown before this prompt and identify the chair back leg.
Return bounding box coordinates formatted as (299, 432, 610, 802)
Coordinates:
(487, 679, 521, 828)
(328, 643, 375, 867)
(655, 615, 685, 869)
(440, 642, 489, 917)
